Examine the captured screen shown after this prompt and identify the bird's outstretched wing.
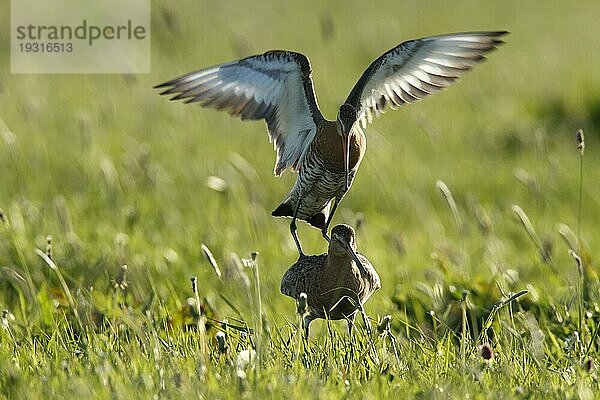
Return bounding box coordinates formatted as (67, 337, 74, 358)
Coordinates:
(344, 31, 507, 128)
(155, 51, 325, 176)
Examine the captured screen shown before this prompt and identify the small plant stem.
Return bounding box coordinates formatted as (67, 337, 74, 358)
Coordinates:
(569, 250, 585, 347)
(575, 129, 586, 345)
(36, 249, 85, 336)
(436, 180, 467, 279)
(295, 293, 308, 362)
(460, 293, 468, 369)
(584, 320, 600, 357)
(577, 152, 583, 256)
(250, 252, 262, 372)
(577, 151, 585, 344)
(190, 277, 208, 365)
(4, 217, 35, 326)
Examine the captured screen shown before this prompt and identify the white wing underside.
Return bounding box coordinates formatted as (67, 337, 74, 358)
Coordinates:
(344, 32, 507, 128)
(156, 51, 324, 176)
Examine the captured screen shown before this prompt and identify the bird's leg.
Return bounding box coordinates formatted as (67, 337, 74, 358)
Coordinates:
(302, 315, 313, 339)
(290, 198, 305, 259)
(347, 313, 356, 336)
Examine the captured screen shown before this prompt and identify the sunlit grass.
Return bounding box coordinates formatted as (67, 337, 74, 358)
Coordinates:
(1, 0, 600, 398)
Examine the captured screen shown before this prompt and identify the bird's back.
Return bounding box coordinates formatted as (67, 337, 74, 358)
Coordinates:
(280, 254, 327, 300)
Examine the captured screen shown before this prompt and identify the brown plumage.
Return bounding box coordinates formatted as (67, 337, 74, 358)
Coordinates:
(271, 119, 366, 229)
(280, 224, 380, 336)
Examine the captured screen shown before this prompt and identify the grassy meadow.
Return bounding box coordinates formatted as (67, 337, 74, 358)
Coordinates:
(2, 0, 600, 397)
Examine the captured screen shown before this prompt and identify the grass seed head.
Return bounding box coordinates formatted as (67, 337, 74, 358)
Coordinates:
(377, 314, 392, 335)
(191, 276, 198, 294)
(436, 180, 463, 233)
(473, 205, 493, 235)
(225, 253, 251, 290)
(1, 310, 15, 330)
(512, 204, 552, 263)
(478, 344, 494, 361)
(236, 349, 256, 378)
(114, 265, 128, 291)
(577, 129, 585, 156)
(568, 249, 584, 277)
(45, 235, 52, 259)
(391, 233, 406, 256)
(205, 176, 228, 192)
(557, 223, 578, 251)
(297, 292, 308, 316)
(461, 290, 469, 302)
(201, 244, 222, 278)
(216, 331, 227, 354)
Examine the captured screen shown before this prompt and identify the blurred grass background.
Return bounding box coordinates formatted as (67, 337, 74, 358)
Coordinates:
(1, 0, 600, 396)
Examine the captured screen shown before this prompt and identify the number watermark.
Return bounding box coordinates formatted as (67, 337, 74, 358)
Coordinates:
(11, 0, 150, 74)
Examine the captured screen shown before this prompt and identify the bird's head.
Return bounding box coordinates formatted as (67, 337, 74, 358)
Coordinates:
(329, 224, 357, 257)
(336, 103, 358, 191)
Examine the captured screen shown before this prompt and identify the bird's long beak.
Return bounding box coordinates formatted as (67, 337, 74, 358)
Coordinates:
(336, 236, 369, 277)
(331, 233, 368, 276)
(341, 132, 350, 191)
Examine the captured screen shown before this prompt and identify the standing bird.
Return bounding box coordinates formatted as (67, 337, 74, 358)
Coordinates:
(280, 224, 380, 336)
(155, 31, 507, 259)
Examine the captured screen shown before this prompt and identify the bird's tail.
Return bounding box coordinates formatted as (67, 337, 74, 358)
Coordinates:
(271, 198, 327, 229)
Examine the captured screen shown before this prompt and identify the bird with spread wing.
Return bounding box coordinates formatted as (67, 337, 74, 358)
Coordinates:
(155, 31, 507, 265)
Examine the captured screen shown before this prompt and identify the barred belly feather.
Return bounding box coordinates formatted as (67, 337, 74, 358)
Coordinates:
(290, 149, 354, 221)
(270, 120, 364, 229)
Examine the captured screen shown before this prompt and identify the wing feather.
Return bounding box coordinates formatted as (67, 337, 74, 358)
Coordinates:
(344, 31, 507, 129)
(155, 51, 324, 176)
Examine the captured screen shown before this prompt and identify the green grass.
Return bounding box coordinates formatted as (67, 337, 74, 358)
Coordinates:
(2, 0, 600, 398)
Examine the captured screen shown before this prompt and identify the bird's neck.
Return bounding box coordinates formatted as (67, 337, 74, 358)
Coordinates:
(315, 121, 366, 172)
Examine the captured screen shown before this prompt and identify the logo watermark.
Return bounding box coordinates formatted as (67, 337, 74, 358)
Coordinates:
(11, 0, 150, 74)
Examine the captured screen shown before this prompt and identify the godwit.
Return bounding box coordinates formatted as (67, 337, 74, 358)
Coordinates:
(280, 224, 380, 336)
(155, 31, 507, 259)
